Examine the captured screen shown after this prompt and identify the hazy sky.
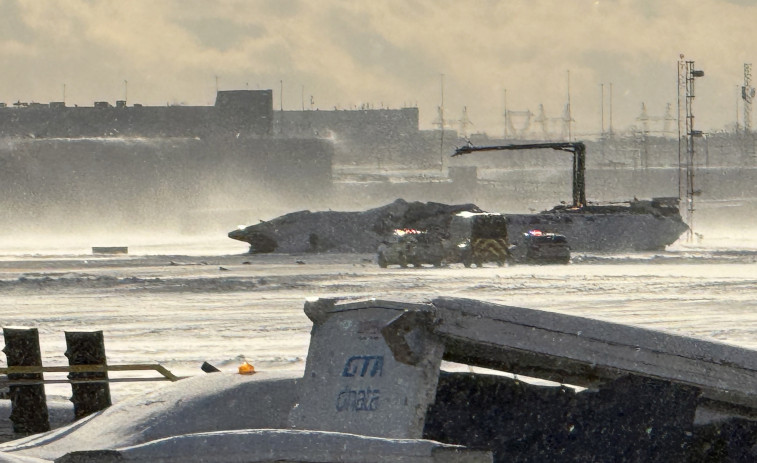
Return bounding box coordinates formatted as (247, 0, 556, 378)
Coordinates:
(1, 0, 755, 136)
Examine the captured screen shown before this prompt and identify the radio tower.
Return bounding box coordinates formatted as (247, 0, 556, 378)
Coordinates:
(678, 56, 705, 242)
(743, 63, 754, 133)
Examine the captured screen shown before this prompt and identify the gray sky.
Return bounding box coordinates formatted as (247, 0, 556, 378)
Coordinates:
(1, 0, 755, 136)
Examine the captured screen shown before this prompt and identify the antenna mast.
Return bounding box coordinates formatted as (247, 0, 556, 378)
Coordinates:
(566, 70, 572, 141)
(677, 58, 685, 209)
(736, 85, 741, 133)
(503, 89, 508, 139)
(600, 83, 604, 136)
(678, 56, 705, 242)
(439, 73, 445, 170)
(607, 82, 612, 137)
(608, 82, 613, 136)
(743, 63, 754, 133)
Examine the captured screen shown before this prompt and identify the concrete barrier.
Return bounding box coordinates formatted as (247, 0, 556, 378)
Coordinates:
(91, 247, 128, 255)
(65, 331, 112, 419)
(289, 299, 444, 439)
(1, 329, 180, 440)
(2, 327, 50, 434)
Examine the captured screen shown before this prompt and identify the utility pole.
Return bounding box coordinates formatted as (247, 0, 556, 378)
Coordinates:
(677, 58, 684, 206)
(600, 83, 604, 136)
(736, 84, 741, 133)
(566, 70, 572, 141)
(439, 73, 445, 171)
(503, 89, 508, 139)
(608, 82, 613, 136)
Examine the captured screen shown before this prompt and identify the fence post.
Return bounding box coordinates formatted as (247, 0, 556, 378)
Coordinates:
(2, 327, 50, 434)
(65, 331, 112, 419)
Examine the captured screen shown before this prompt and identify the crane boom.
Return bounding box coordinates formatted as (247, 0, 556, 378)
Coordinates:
(452, 141, 586, 208)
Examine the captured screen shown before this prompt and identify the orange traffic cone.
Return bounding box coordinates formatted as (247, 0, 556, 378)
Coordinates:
(238, 361, 255, 375)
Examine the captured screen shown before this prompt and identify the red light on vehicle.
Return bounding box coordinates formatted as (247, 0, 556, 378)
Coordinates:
(528, 229, 543, 236)
(394, 228, 424, 236)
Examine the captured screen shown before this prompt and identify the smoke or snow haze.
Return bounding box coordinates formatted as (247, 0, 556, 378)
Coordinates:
(1, 0, 755, 135)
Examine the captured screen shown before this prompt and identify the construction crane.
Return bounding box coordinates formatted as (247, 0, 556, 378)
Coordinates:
(452, 141, 586, 209)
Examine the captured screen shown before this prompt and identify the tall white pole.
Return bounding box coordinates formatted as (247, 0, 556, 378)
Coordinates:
(567, 70, 572, 141)
(736, 84, 740, 133)
(439, 74, 445, 170)
(609, 82, 613, 135)
(600, 83, 604, 135)
(503, 88, 508, 139)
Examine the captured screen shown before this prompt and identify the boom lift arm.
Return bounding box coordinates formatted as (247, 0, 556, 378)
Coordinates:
(452, 142, 586, 209)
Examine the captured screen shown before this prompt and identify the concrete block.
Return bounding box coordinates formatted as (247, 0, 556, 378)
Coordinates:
(289, 299, 444, 439)
(91, 247, 127, 255)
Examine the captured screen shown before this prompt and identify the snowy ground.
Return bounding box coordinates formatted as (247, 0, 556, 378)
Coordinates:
(1, 233, 757, 406)
(0, 232, 756, 459)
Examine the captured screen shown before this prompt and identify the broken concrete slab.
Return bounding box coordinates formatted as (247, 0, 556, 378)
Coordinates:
(430, 296, 757, 413)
